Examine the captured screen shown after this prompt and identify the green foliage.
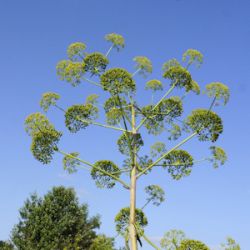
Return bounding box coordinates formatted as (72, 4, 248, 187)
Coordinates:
(65, 104, 98, 132)
(56, 60, 86, 87)
(182, 49, 203, 68)
(63, 152, 80, 174)
(163, 66, 193, 92)
(0, 241, 14, 250)
(11, 186, 100, 250)
(160, 229, 186, 250)
(105, 33, 125, 51)
(150, 142, 166, 158)
(145, 79, 163, 91)
(86, 94, 99, 104)
(84, 52, 109, 76)
(141, 97, 183, 135)
(163, 150, 193, 180)
(25, 113, 62, 164)
(141, 104, 164, 135)
(221, 237, 241, 250)
(209, 146, 227, 168)
(31, 129, 62, 164)
(190, 80, 200, 94)
(144, 185, 165, 206)
(133, 56, 152, 76)
(162, 59, 181, 73)
(205, 82, 230, 105)
(101, 68, 135, 94)
(89, 235, 115, 250)
(186, 109, 223, 142)
(67, 42, 87, 61)
(168, 123, 182, 140)
(91, 160, 120, 188)
(25, 112, 54, 136)
(117, 132, 144, 156)
(177, 239, 210, 250)
(104, 96, 128, 125)
(115, 207, 148, 236)
(40, 92, 60, 112)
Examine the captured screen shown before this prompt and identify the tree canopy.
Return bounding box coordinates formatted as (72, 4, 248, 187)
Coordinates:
(11, 186, 100, 250)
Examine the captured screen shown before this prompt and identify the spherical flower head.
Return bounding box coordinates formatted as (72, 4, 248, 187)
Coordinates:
(83, 52, 109, 76)
(163, 149, 193, 180)
(145, 79, 163, 91)
(56, 60, 86, 87)
(163, 66, 193, 92)
(40, 92, 60, 112)
(100, 68, 135, 94)
(182, 49, 203, 68)
(186, 109, 223, 142)
(105, 33, 125, 50)
(144, 185, 165, 206)
(65, 104, 98, 133)
(31, 129, 62, 164)
(67, 42, 86, 61)
(205, 82, 230, 105)
(91, 160, 120, 188)
(115, 207, 148, 236)
(133, 56, 153, 76)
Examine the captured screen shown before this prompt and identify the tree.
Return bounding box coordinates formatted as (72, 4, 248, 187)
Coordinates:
(221, 237, 241, 250)
(89, 234, 115, 250)
(11, 186, 100, 250)
(177, 239, 210, 250)
(0, 241, 14, 250)
(25, 33, 229, 250)
(160, 229, 186, 250)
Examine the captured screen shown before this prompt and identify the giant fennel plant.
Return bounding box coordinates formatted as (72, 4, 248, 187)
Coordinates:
(25, 33, 229, 250)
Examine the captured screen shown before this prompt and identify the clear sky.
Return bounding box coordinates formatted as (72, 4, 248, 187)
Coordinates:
(0, 0, 249, 249)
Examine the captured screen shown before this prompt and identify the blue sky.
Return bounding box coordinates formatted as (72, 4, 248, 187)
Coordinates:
(0, 0, 249, 249)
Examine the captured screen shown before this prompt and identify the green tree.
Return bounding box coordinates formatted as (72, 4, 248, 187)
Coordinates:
(25, 33, 229, 250)
(177, 239, 210, 250)
(221, 237, 241, 250)
(160, 230, 186, 250)
(89, 234, 115, 250)
(11, 186, 100, 250)
(0, 241, 14, 250)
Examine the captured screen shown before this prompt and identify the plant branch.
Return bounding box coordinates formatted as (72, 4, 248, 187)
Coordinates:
(141, 198, 152, 210)
(137, 132, 197, 178)
(82, 77, 102, 88)
(105, 44, 114, 57)
(57, 149, 130, 189)
(132, 68, 141, 77)
(77, 117, 129, 132)
(133, 224, 161, 250)
(154, 158, 209, 167)
(137, 95, 217, 178)
(136, 83, 177, 130)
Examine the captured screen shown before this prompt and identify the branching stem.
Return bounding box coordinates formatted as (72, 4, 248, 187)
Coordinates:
(105, 44, 114, 57)
(137, 132, 197, 178)
(57, 149, 130, 189)
(136, 83, 177, 130)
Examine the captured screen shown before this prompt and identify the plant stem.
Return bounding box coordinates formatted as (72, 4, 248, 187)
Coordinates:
(77, 117, 128, 132)
(133, 223, 161, 250)
(129, 104, 138, 250)
(136, 83, 176, 130)
(105, 44, 114, 57)
(82, 77, 102, 88)
(132, 68, 141, 77)
(141, 198, 152, 210)
(57, 149, 130, 189)
(137, 132, 197, 178)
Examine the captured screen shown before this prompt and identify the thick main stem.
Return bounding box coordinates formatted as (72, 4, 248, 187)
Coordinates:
(129, 103, 138, 250)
